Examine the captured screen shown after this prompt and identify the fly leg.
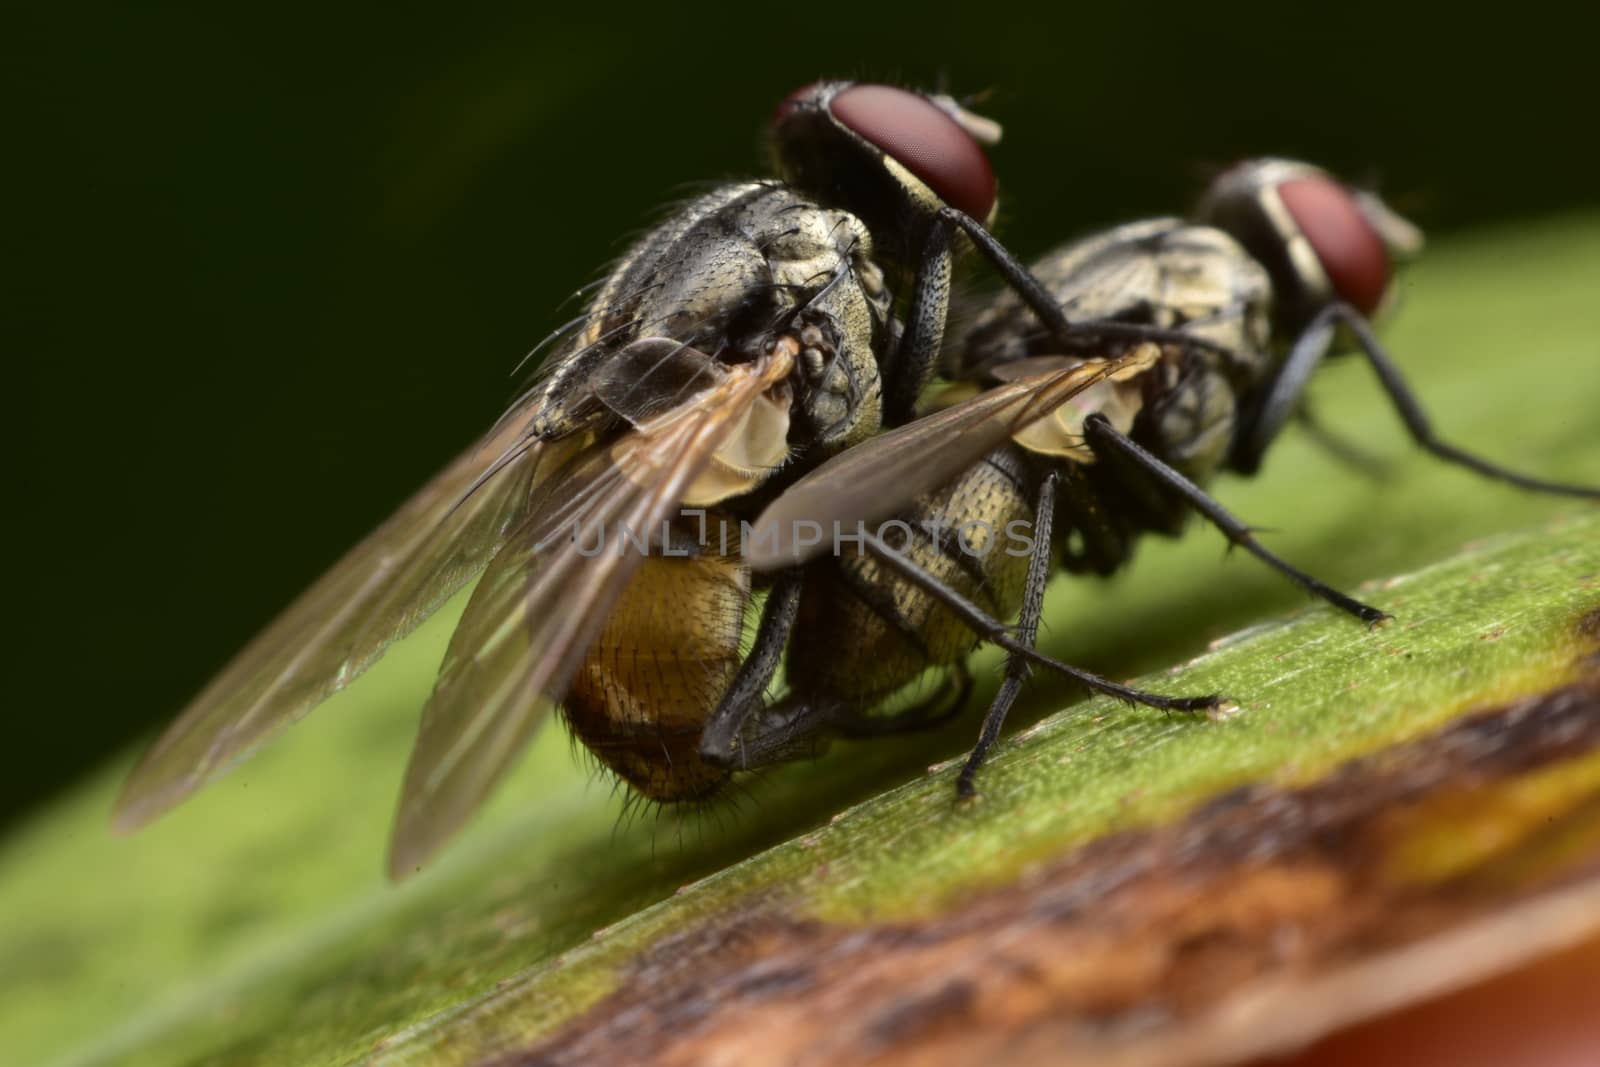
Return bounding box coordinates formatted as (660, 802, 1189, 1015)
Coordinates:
(728, 662, 974, 770)
(1083, 413, 1389, 624)
(1233, 302, 1600, 498)
(720, 697, 843, 770)
(884, 217, 955, 424)
(857, 527, 1225, 712)
(698, 570, 804, 767)
(1294, 403, 1391, 480)
(832, 662, 974, 738)
(952, 469, 1061, 795)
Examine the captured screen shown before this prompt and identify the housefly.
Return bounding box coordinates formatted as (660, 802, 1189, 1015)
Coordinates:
(747, 158, 1600, 795)
(114, 83, 1157, 877)
(115, 181, 892, 877)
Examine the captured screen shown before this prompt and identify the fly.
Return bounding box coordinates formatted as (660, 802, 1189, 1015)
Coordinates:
(746, 158, 1600, 796)
(113, 83, 1171, 877)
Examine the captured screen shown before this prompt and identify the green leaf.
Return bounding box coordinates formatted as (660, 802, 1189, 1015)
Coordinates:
(3, 213, 1598, 1067)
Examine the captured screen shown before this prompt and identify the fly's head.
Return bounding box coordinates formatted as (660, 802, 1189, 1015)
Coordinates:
(770, 81, 1002, 258)
(1194, 159, 1424, 338)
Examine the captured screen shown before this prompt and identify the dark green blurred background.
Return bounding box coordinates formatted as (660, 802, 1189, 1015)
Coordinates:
(10, 4, 1596, 828)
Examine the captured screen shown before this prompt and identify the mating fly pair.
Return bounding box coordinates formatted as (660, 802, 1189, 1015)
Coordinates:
(753, 157, 1600, 795)
(114, 82, 1195, 877)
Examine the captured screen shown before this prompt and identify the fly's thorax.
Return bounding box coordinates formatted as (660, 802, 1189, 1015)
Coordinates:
(621, 184, 814, 346)
(787, 449, 1036, 706)
(584, 182, 773, 343)
(528, 182, 768, 441)
(563, 509, 749, 802)
(954, 219, 1272, 382)
(953, 218, 1191, 369)
(944, 219, 1274, 485)
(531, 183, 891, 459)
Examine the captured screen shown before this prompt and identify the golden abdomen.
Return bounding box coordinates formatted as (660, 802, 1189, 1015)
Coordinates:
(565, 534, 748, 801)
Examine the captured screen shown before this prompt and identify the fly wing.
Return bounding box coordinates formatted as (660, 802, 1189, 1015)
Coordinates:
(745, 350, 1157, 570)
(386, 348, 794, 878)
(113, 396, 555, 832)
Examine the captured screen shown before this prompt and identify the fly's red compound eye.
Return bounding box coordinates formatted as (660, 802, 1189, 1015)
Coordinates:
(1278, 175, 1391, 316)
(830, 84, 997, 221)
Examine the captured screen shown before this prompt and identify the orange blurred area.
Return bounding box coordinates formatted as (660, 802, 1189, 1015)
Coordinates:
(1257, 928, 1600, 1067)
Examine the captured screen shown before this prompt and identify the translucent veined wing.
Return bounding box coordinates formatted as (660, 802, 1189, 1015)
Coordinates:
(113, 395, 556, 832)
(745, 349, 1158, 570)
(386, 345, 795, 877)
